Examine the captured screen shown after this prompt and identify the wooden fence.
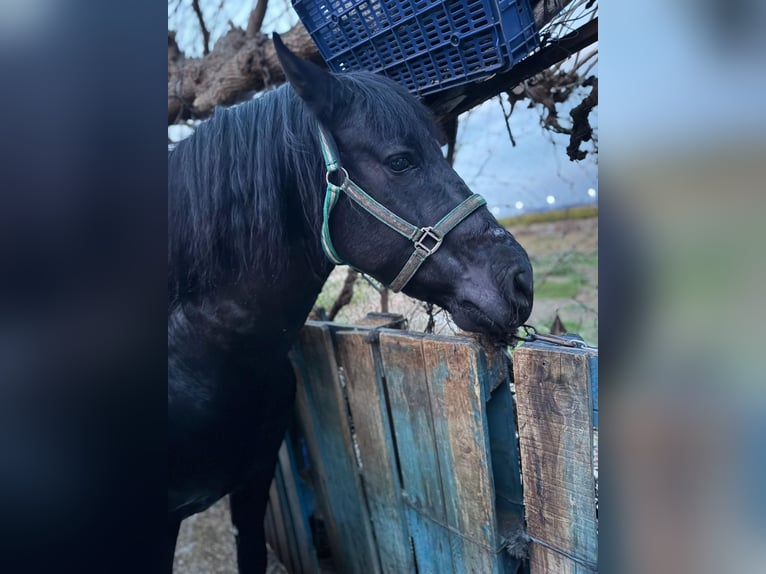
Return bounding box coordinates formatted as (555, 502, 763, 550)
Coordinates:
(264, 315, 597, 573)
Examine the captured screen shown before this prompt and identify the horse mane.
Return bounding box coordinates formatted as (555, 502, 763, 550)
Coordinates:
(167, 72, 440, 304)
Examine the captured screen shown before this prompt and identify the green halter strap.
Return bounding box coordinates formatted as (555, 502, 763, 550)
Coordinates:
(317, 124, 486, 293)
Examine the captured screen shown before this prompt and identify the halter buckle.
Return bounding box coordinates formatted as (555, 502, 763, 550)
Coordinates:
(325, 167, 348, 188)
(414, 226, 443, 256)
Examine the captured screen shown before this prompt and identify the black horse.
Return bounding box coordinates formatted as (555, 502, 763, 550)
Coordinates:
(168, 35, 533, 572)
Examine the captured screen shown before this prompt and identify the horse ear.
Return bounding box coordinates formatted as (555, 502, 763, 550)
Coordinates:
(273, 33, 346, 125)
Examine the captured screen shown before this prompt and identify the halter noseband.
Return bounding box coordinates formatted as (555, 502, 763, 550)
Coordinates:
(317, 124, 486, 292)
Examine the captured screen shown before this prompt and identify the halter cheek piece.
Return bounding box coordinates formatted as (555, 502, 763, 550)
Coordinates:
(317, 124, 486, 292)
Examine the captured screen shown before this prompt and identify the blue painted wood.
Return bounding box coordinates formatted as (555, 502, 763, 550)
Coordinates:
(274, 322, 585, 573)
(268, 480, 290, 567)
(483, 350, 526, 571)
(421, 338, 503, 573)
(334, 331, 416, 573)
(485, 373, 523, 507)
(274, 464, 301, 574)
(588, 352, 598, 428)
(275, 441, 319, 574)
(378, 331, 456, 574)
(292, 324, 380, 574)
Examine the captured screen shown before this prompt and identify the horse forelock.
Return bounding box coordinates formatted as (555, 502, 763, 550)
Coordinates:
(337, 72, 443, 144)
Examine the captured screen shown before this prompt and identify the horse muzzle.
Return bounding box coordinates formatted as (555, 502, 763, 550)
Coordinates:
(447, 244, 533, 339)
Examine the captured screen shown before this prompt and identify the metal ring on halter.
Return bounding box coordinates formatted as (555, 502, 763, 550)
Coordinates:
(325, 167, 349, 188)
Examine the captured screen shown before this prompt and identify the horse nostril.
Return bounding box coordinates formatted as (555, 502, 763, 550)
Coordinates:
(514, 268, 533, 298)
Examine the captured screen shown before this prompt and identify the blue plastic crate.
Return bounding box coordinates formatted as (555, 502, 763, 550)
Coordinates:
(292, 0, 539, 96)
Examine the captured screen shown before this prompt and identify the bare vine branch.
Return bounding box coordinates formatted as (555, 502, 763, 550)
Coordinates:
(328, 269, 359, 321)
(498, 95, 516, 147)
(566, 75, 597, 161)
(191, 0, 210, 55)
(247, 0, 269, 37)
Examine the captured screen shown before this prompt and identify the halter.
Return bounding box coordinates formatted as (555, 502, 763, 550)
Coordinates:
(317, 124, 486, 292)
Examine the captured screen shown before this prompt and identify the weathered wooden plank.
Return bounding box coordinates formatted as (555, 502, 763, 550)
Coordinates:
(268, 481, 290, 568)
(292, 324, 380, 574)
(589, 353, 598, 429)
(356, 312, 407, 329)
(277, 440, 319, 574)
(274, 465, 302, 574)
(264, 501, 277, 560)
(484, 351, 527, 571)
(421, 337, 501, 573)
(378, 331, 455, 574)
(334, 330, 415, 574)
(513, 342, 598, 574)
(529, 543, 584, 574)
(485, 375, 524, 507)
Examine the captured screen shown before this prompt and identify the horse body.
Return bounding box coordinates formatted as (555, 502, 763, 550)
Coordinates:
(168, 36, 533, 572)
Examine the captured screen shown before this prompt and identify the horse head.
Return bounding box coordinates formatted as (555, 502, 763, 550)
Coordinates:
(274, 35, 533, 340)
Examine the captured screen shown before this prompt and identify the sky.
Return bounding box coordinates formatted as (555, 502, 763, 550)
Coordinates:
(168, 0, 599, 217)
(451, 88, 598, 217)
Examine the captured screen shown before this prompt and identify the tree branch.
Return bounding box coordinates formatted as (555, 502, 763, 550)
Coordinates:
(566, 75, 597, 160)
(426, 17, 598, 122)
(328, 269, 359, 321)
(443, 116, 458, 165)
(191, 0, 211, 55)
(168, 21, 321, 125)
(247, 0, 269, 37)
(498, 96, 517, 147)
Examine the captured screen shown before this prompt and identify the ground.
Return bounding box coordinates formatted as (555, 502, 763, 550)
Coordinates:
(173, 498, 287, 574)
(173, 214, 598, 572)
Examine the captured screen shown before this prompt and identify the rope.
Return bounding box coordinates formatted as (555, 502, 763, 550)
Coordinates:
(400, 497, 504, 554)
(526, 534, 598, 571)
(402, 497, 597, 569)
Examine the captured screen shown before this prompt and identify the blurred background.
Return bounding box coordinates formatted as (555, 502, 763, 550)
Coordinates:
(600, 1, 766, 573)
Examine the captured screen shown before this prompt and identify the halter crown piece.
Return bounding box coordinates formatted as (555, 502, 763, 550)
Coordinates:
(317, 124, 486, 292)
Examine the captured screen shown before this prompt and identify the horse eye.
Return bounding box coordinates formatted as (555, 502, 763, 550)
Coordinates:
(386, 155, 413, 173)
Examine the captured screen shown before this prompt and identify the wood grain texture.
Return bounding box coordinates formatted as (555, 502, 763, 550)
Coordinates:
(276, 441, 318, 574)
(356, 312, 407, 329)
(513, 342, 598, 574)
(266, 441, 319, 574)
(273, 322, 535, 573)
(292, 325, 380, 574)
(268, 481, 290, 568)
(379, 331, 455, 574)
(334, 331, 415, 573)
(421, 337, 501, 573)
(274, 467, 300, 574)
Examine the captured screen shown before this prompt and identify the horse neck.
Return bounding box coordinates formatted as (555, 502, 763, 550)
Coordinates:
(175, 252, 332, 362)
(169, 110, 335, 360)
